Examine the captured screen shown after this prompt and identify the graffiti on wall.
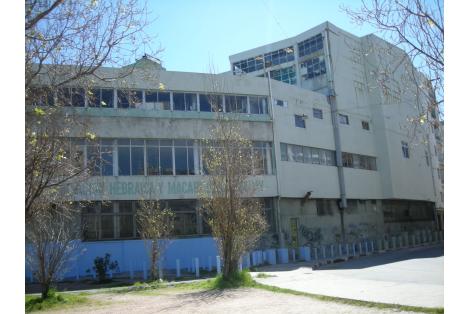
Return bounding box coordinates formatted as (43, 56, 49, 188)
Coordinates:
(299, 224, 323, 250)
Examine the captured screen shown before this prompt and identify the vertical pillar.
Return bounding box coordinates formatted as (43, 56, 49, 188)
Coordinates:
(176, 259, 181, 278)
(371, 240, 374, 253)
(314, 247, 318, 261)
(352, 243, 356, 256)
(208, 256, 212, 271)
(143, 262, 147, 280)
(330, 245, 334, 259)
(195, 258, 200, 278)
(292, 249, 296, 262)
(238, 257, 243, 272)
(365, 241, 369, 254)
(322, 246, 326, 260)
(216, 256, 221, 274)
(346, 243, 349, 257)
(158, 260, 163, 280)
(358, 242, 362, 255)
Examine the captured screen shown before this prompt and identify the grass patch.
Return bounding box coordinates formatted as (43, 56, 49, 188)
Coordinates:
(255, 272, 276, 279)
(210, 270, 255, 289)
(25, 289, 90, 312)
(253, 283, 444, 314)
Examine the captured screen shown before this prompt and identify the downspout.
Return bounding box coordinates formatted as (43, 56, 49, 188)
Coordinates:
(324, 23, 347, 242)
(265, 62, 285, 248)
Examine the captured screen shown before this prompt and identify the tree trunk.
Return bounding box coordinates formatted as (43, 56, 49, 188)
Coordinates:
(41, 282, 50, 299)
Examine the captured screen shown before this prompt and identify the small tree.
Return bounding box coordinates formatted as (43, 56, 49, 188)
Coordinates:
(199, 115, 268, 278)
(136, 200, 174, 280)
(26, 203, 81, 299)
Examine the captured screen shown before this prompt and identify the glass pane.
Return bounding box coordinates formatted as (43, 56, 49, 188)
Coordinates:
(174, 147, 187, 175)
(145, 91, 158, 102)
(101, 147, 113, 176)
(187, 147, 195, 175)
(249, 96, 260, 114)
(87, 89, 100, 107)
(147, 146, 159, 175)
(87, 144, 100, 176)
(119, 201, 133, 213)
(131, 146, 145, 175)
(280, 143, 288, 161)
(185, 93, 197, 111)
(101, 89, 114, 108)
(83, 215, 98, 240)
(173, 93, 185, 111)
(101, 215, 114, 239)
(120, 215, 134, 238)
(160, 147, 173, 175)
(118, 146, 130, 175)
(303, 147, 312, 163)
(117, 90, 129, 108)
(101, 201, 114, 213)
(71, 88, 85, 107)
(158, 92, 171, 110)
(199, 94, 211, 112)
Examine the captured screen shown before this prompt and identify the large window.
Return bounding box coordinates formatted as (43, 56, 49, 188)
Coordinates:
(264, 46, 295, 66)
(338, 114, 349, 125)
(58, 87, 85, 107)
(165, 200, 198, 236)
(232, 56, 264, 74)
(313, 108, 323, 119)
(174, 140, 195, 175)
(342, 152, 377, 170)
(281, 142, 335, 166)
(270, 66, 297, 85)
(173, 92, 197, 111)
(225, 95, 248, 113)
(82, 201, 136, 240)
(88, 88, 114, 108)
(144, 91, 171, 110)
(249, 96, 268, 114)
(117, 90, 143, 108)
(300, 56, 326, 79)
(118, 139, 144, 176)
(298, 34, 323, 57)
(87, 139, 114, 176)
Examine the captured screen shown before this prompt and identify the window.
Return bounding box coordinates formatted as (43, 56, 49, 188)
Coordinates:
(270, 66, 297, 85)
(342, 152, 377, 170)
(300, 56, 326, 79)
(199, 94, 222, 112)
(313, 108, 323, 119)
(232, 56, 264, 74)
(174, 140, 195, 175)
(58, 87, 85, 107)
(160, 140, 174, 175)
(173, 92, 197, 111)
(362, 121, 370, 130)
(117, 139, 144, 175)
(295, 115, 306, 128)
(276, 99, 288, 107)
(264, 46, 295, 66)
(117, 90, 142, 108)
(281, 142, 335, 166)
(225, 95, 248, 113)
(338, 114, 349, 125)
(280, 143, 288, 161)
(144, 91, 170, 110)
(249, 96, 268, 114)
(88, 88, 114, 108)
(87, 139, 114, 176)
(402, 141, 410, 158)
(165, 200, 198, 236)
(298, 34, 323, 57)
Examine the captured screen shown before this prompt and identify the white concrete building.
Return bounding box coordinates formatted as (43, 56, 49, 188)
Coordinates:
(27, 22, 442, 279)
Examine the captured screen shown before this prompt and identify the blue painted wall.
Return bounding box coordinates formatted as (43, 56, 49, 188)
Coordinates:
(26, 237, 219, 280)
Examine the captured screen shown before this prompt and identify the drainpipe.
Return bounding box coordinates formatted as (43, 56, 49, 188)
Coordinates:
(264, 60, 285, 248)
(324, 23, 347, 242)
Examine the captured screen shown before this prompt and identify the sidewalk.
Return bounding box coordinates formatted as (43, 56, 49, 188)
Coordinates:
(252, 245, 443, 308)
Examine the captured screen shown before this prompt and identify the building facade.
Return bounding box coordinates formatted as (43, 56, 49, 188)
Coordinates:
(27, 22, 442, 279)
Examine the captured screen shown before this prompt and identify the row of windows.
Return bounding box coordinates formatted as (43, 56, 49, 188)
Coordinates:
(270, 66, 297, 85)
(293, 109, 371, 132)
(300, 56, 327, 79)
(82, 199, 275, 240)
(70, 138, 274, 177)
(232, 47, 295, 74)
(280, 143, 336, 166)
(298, 34, 324, 57)
(341, 152, 377, 171)
(30, 87, 270, 115)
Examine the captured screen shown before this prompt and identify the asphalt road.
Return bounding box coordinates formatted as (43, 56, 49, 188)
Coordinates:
(253, 245, 444, 308)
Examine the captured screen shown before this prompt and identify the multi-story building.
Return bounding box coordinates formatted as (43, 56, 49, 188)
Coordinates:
(27, 21, 442, 279)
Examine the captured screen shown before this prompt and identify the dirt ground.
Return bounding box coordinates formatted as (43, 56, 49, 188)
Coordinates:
(42, 288, 418, 314)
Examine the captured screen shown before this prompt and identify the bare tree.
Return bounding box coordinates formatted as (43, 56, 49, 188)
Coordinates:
(25, 0, 157, 219)
(198, 111, 268, 277)
(342, 0, 443, 123)
(136, 200, 175, 281)
(26, 203, 82, 299)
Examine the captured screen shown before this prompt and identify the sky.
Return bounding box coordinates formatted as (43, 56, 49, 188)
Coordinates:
(144, 0, 376, 73)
